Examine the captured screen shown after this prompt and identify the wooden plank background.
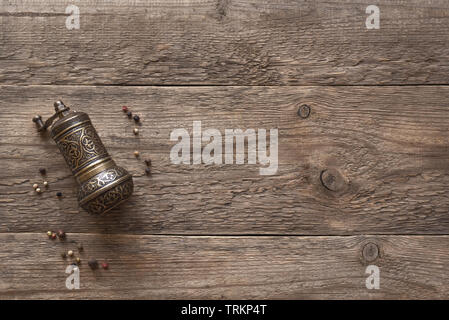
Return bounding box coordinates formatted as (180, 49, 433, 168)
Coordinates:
(1, 0, 449, 85)
(0, 0, 448, 299)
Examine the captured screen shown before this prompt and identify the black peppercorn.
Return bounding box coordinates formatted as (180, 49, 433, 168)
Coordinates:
(144, 159, 151, 167)
(127, 111, 132, 118)
(39, 168, 46, 175)
(57, 230, 66, 240)
(56, 192, 62, 197)
(133, 115, 140, 122)
(88, 259, 99, 270)
(145, 167, 151, 175)
(61, 252, 67, 259)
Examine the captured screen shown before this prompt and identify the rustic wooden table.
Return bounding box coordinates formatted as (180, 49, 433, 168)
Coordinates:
(0, 0, 448, 299)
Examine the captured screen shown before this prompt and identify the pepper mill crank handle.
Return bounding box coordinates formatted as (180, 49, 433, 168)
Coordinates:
(32, 114, 55, 132)
(32, 101, 70, 132)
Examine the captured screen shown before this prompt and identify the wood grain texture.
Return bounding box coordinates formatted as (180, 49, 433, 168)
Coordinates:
(1, 0, 449, 85)
(0, 233, 447, 299)
(1, 85, 448, 235)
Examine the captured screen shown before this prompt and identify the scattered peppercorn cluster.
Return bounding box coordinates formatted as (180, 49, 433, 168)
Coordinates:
(46, 230, 109, 270)
(122, 105, 140, 135)
(122, 106, 152, 176)
(32, 168, 63, 197)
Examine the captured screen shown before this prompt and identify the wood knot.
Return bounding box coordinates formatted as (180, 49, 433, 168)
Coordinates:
(362, 242, 379, 262)
(320, 168, 346, 192)
(297, 104, 311, 119)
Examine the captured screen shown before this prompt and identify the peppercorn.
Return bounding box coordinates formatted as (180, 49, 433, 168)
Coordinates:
(77, 244, 83, 252)
(47, 231, 52, 237)
(133, 128, 139, 135)
(56, 192, 62, 197)
(33, 183, 39, 189)
(133, 115, 140, 122)
(43, 181, 48, 187)
(145, 167, 151, 175)
(127, 111, 132, 118)
(51, 232, 57, 240)
(144, 159, 151, 167)
(101, 262, 109, 270)
(39, 168, 46, 175)
(35, 188, 42, 193)
(88, 259, 99, 270)
(75, 257, 81, 264)
(122, 106, 128, 113)
(57, 230, 66, 240)
(134, 151, 140, 157)
(61, 252, 67, 259)
(68, 250, 74, 257)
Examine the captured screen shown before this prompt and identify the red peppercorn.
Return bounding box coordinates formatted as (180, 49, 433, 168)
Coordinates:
(101, 262, 109, 270)
(51, 232, 57, 240)
(122, 106, 128, 112)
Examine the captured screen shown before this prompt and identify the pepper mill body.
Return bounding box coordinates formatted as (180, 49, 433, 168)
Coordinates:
(34, 101, 133, 214)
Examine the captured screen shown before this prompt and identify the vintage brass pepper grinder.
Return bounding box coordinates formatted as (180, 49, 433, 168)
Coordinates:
(32, 101, 134, 214)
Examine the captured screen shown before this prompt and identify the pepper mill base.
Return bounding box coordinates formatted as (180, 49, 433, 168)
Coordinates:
(78, 166, 134, 215)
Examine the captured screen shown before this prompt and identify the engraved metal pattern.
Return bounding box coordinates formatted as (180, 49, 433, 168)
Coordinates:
(78, 167, 128, 202)
(81, 178, 134, 215)
(56, 124, 108, 173)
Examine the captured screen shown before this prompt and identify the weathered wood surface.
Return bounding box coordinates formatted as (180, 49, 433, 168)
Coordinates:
(1, 85, 448, 235)
(1, 0, 449, 85)
(0, 233, 447, 299)
(1, 0, 449, 300)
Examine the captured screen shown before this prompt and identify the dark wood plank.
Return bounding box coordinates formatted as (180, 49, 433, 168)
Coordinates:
(0, 233, 447, 299)
(1, 0, 449, 85)
(1, 85, 448, 235)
